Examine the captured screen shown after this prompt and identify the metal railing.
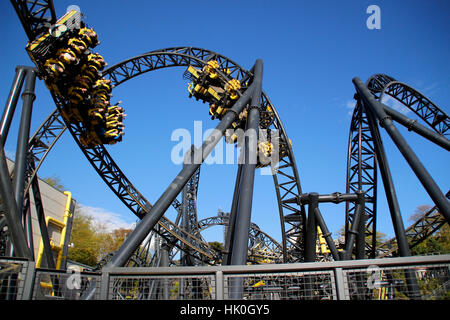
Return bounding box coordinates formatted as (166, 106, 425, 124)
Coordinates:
(0, 258, 35, 300)
(0, 255, 449, 300)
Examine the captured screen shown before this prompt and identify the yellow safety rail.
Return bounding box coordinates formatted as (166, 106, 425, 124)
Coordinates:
(36, 191, 72, 269)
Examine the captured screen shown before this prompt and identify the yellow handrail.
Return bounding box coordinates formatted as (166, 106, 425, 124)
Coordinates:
(36, 191, 72, 269)
(56, 191, 72, 269)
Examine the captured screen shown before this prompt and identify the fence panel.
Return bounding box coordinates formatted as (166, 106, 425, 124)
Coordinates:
(223, 270, 336, 300)
(343, 263, 450, 300)
(0, 258, 31, 300)
(32, 269, 101, 300)
(108, 273, 216, 300)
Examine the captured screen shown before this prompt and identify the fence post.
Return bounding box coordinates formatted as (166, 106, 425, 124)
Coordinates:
(21, 260, 35, 300)
(99, 269, 110, 300)
(216, 270, 224, 300)
(334, 267, 348, 300)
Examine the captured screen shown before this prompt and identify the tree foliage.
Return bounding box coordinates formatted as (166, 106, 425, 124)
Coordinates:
(43, 176, 65, 191)
(411, 223, 450, 256)
(67, 209, 133, 267)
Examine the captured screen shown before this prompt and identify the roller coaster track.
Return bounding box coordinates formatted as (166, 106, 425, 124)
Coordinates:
(14, 46, 304, 264)
(197, 214, 283, 263)
(10, 0, 56, 41)
(346, 73, 449, 258)
(5, 1, 448, 266)
(377, 191, 450, 258)
(102, 47, 306, 262)
(8, 0, 305, 263)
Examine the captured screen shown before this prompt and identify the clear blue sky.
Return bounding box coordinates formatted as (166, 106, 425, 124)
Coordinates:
(1, 0, 449, 244)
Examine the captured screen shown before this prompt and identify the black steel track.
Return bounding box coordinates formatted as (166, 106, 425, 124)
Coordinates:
(345, 73, 449, 258)
(197, 214, 283, 263)
(34, 47, 303, 263)
(102, 47, 305, 263)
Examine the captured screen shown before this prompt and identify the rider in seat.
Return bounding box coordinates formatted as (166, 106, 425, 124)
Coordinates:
(78, 27, 99, 48)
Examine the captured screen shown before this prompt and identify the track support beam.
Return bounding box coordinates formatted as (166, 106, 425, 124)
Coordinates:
(102, 62, 261, 271)
(354, 77, 450, 224)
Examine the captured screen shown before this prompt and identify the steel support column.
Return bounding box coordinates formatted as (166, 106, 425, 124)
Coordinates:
(0, 147, 31, 259)
(228, 60, 263, 300)
(223, 164, 243, 265)
(342, 191, 365, 260)
(0, 67, 26, 145)
(304, 193, 319, 262)
(230, 59, 263, 267)
(160, 243, 170, 300)
(12, 68, 37, 221)
(383, 104, 450, 151)
(354, 78, 424, 299)
(30, 173, 56, 269)
(313, 206, 340, 261)
(364, 98, 411, 258)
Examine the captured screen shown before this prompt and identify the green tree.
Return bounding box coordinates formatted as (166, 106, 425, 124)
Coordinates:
(411, 224, 450, 256)
(43, 176, 65, 191)
(208, 241, 224, 252)
(68, 210, 133, 267)
(67, 209, 101, 266)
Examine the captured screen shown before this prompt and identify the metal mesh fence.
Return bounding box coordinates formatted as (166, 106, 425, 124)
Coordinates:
(0, 259, 28, 300)
(1, 256, 449, 300)
(108, 274, 216, 300)
(343, 264, 450, 300)
(224, 271, 336, 300)
(33, 269, 101, 300)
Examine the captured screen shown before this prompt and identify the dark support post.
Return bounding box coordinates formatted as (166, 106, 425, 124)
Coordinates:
(354, 78, 423, 299)
(354, 77, 450, 224)
(0, 66, 26, 145)
(180, 183, 188, 269)
(313, 207, 340, 261)
(304, 193, 319, 299)
(383, 104, 450, 151)
(223, 164, 243, 265)
(363, 104, 411, 258)
(12, 68, 37, 221)
(226, 59, 263, 300)
(355, 192, 366, 259)
(22, 194, 34, 260)
(304, 193, 319, 262)
(342, 191, 364, 260)
(103, 69, 257, 270)
(230, 59, 263, 268)
(0, 147, 31, 259)
(31, 173, 56, 269)
(160, 243, 170, 300)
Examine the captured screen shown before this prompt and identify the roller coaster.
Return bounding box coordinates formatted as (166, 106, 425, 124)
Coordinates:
(0, 1, 449, 300)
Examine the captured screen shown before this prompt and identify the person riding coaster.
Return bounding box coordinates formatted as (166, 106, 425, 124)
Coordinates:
(78, 27, 99, 48)
(92, 78, 112, 95)
(56, 47, 79, 67)
(68, 37, 88, 56)
(87, 107, 105, 125)
(68, 83, 90, 104)
(80, 63, 99, 82)
(44, 58, 65, 79)
(87, 53, 106, 71)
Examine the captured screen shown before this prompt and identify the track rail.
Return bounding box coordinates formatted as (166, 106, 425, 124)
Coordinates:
(101, 47, 305, 263)
(28, 47, 303, 263)
(10, 0, 56, 41)
(346, 73, 449, 258)
(197, 215, 283, 263)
